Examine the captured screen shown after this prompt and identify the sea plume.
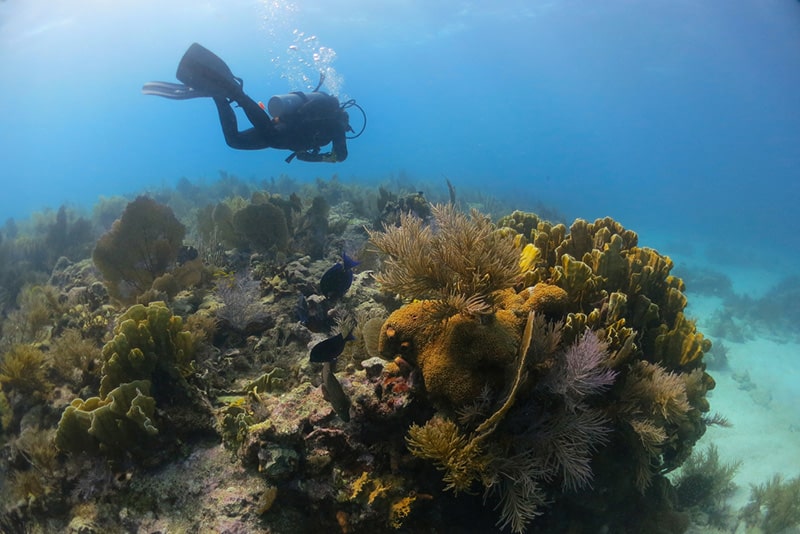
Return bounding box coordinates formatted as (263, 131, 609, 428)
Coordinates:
(368, 203, 519, 310)
(544, 329, 617, 409)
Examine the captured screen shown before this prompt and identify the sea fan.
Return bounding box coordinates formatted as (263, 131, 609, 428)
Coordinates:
(214, 271, 268, 332)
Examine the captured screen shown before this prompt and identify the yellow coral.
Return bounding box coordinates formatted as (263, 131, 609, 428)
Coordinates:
(389, 494, 418, 529)
(368, 479, 390, 505)
(350, 471, 370, 500)
(519, 243, 540, 272)
(100, 301, 195, 397)
(406, 415, 488, 493)
(653, 312, 711, 368)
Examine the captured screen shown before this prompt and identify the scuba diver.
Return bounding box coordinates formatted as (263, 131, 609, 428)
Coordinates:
(143, 43, 363, 163)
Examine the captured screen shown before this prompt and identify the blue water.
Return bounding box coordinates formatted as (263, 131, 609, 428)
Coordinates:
(1, 0, 799, 263)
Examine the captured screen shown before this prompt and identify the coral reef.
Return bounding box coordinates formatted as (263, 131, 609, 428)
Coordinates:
(371, 208, 715, 532)
(0, 178, 734, 534)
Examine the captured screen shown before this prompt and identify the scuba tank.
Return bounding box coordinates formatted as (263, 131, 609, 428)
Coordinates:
(267, 91, 333, 119)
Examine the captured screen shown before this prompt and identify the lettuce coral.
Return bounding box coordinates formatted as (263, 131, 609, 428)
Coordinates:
(55, 301, 200, 460)
(99, 301, 195, 398)
(55, 380, 158, 457)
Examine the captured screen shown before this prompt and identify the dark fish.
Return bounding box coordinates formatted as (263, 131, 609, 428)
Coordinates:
(295, 293, 309, 325)
(177, 245, 199, 265)
(320, 252, 360, 300)
(310, 330, 355, 363)
(322, 362, 351, 422)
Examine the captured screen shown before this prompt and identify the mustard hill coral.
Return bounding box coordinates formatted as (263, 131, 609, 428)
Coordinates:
(92, 196, 185, 302)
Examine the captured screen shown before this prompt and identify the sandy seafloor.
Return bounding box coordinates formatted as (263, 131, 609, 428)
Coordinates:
(661, 243, 800, 523)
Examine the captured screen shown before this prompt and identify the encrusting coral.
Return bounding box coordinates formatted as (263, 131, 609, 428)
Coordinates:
(371, 206, 716, 532)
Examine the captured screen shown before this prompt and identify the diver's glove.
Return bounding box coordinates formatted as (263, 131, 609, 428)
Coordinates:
(288, 150, 339, 163)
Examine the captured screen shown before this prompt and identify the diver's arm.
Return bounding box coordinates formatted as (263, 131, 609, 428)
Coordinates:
(330, 130, 348, 162)
(293, 147, 344, 163)
(292, 130, 348, 163)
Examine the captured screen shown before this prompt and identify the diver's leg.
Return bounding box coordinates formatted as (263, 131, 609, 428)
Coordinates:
(213, 97, 272, 150)
(234, 93, 274, 133)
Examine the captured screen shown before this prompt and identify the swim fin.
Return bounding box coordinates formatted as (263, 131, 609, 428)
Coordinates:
(175, 43, 244, 100)
(141, 81, 211, 100)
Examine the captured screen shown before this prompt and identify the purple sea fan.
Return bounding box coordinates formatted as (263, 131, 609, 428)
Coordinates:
(215, 271, 269, 332)
(546, 330, 618, 408)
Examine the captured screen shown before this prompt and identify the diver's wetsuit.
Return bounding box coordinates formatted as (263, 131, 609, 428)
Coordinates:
(213, 92, 349, 163)
(142, 43, 352, 163)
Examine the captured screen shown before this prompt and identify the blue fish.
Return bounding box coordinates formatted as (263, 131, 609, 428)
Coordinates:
(320, 252, 360, 300)
(310, 330, 355, 363)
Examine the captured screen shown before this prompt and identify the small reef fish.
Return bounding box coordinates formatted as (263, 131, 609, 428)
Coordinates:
(295, 293, 309, 325)
(309, 330, 355, 363)
(322, 362, 351, 422)
(177, 245, 198, 265)
(320, 252, 360, 300)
